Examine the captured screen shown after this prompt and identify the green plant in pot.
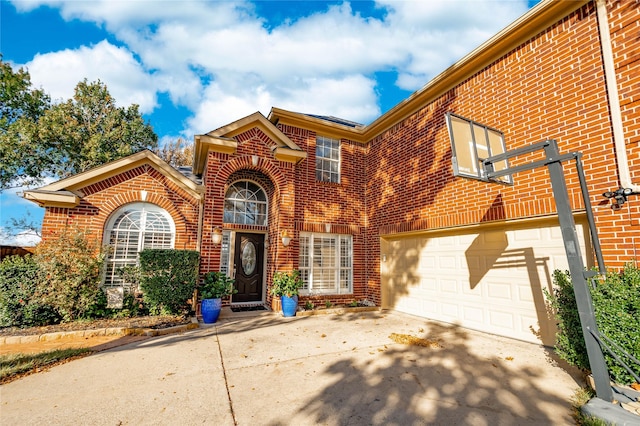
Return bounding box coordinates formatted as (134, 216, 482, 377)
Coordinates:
(270, 270, 304, 317)
(200, 272, 236, 324)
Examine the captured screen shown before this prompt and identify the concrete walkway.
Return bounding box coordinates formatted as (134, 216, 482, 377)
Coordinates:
(1, 310, 583, 425)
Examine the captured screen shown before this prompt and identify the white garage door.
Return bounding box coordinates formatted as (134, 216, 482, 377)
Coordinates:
(380, 218, 590, 345)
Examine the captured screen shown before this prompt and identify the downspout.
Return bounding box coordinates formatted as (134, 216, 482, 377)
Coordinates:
(595, 0, 640, 193)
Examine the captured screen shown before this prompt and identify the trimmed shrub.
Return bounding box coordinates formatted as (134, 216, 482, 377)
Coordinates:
(545, 265, 640, 384)
(0, 255, 59, 327)
(139, 249, 199, 315)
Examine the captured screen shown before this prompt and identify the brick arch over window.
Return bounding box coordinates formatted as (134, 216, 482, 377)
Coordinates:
(208, 155, 293, 232)
(211, 156, 287, 203)
(225, 170, 277, 228)
(102, 202, 175, 291)
(95, 190, 193, 243)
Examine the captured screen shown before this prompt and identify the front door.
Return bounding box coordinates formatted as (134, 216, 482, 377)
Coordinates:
(233, 233, 264, 303)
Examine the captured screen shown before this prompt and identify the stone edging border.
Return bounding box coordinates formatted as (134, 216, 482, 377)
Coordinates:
(293, 306, 381, 317)
(1, 318, 200, 345)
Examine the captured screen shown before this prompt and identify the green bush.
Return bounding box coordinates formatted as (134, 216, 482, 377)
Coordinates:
(545, 265, 640, 384)
(33, 228, 104, 322)
(82, 290, 148, 320)
(139, 249, 199, 315)
(0, 255, 59, 327)
(590, 264, 640, 383)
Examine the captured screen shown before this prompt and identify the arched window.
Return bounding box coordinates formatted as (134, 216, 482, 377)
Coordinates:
(223, 181, 268, 225)
(103, 203, 175, 291)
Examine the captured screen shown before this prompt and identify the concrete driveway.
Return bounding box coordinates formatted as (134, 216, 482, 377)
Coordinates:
(1, 310, 583, 425)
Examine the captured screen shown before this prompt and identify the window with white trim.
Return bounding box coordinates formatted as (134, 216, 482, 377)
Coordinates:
(103, 203, 175, 291)
(223, 181, 268, 225)
(316, 136, 340, 183)
(299, 233, 352, 294)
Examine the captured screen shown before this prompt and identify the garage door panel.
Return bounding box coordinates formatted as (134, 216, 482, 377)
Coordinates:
(436, 235, 456, 247)
(381, 221, 589, 344)
(461, 283, 482, 297)
(438, 255, 457, 269)
(421, 255, 436, 269)
(441, 302, 459, 318)
(484, 230, 509, 244)
(423, 299, 438, 314)
(518, 285, 537, 302)
(513, 228, 542, 242)
(489, 310, 516, 331)
(487, 282, 513, 300)
(421, 277, 437, 290)
(440, 278, 459, 293)
(465, 255, 483, 275)
(463, 306, 484, 324)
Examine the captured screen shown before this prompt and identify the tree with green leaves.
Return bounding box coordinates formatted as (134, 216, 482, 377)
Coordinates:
(39, 79, 158, 178)
(0, 57, 52, 189)
(1, 57, 158, 189)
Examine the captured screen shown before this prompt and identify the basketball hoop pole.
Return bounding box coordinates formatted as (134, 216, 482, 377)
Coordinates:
(483, 139, 613, 402)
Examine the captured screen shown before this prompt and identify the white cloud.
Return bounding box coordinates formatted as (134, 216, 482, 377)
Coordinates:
(12, 0, 531, 136)
(24, 41, 157, 112)
(188, 74, 378, 133)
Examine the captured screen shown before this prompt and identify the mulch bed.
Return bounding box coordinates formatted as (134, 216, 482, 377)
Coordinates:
(0, 315, 192, 337)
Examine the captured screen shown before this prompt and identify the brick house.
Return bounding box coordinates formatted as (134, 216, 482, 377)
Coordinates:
(25, 0, 639, 345)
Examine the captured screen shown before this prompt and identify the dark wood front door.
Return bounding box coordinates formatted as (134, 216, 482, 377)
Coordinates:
(233, 233, 264, 303)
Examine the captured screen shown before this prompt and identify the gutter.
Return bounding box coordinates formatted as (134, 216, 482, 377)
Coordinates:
(596, 0, 640, 193)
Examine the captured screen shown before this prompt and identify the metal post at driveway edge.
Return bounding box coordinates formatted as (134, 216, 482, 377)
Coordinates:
(544, 140, 613, 402)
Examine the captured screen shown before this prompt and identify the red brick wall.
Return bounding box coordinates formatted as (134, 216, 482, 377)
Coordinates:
(41, 164, 200, 250)
(198, 124, 368, 303)
(364, 0, 639, 302)
(281, 125, 368, 301)
(38, 1, 639, 309)
(199, 127, 294, 306)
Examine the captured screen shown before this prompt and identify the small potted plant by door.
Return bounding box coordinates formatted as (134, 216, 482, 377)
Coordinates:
(270, 270, 304, 317)
(200, 272, 237, 324)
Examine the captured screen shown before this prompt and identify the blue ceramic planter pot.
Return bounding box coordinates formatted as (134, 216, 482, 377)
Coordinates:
(281, 295, 298, 317)
(201, 298, 222, 323)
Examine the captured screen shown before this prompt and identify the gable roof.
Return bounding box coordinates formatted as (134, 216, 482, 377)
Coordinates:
(193, 111, 307, 175)
(23, 150, 204, 208)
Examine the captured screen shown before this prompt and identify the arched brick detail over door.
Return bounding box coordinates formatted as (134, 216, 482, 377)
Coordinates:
(201, 153, 297, 275)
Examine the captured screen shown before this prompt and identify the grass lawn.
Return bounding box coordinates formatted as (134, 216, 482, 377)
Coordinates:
(0, 348, 92, 384)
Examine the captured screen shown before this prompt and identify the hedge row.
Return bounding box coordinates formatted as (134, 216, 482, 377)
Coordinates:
(0, 229, 200, 327)
(546, 264, 640, 385)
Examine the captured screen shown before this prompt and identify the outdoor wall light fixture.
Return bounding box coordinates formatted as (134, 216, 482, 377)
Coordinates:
(281, 230, 292, 247)
(603, 187, 635, 208)
(211, 227, 223, 245)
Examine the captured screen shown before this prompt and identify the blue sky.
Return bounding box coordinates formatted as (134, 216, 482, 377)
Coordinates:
(1, 0, 541, 245)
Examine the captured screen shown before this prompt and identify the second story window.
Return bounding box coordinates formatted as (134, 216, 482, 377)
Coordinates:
(316, 135, 340, 183)
(223, 181, 268, 226)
